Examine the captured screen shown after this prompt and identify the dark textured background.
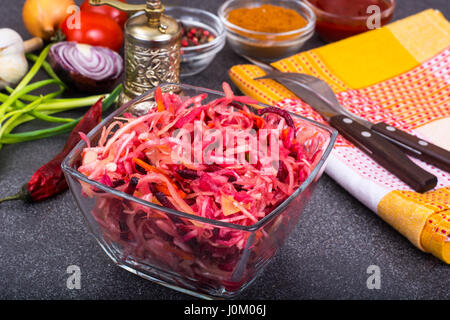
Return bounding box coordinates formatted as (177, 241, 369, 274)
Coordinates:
(0, 0, 449, 300)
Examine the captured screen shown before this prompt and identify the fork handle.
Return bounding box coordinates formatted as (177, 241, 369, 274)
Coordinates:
(371, 122, 450, 173)
(330, 115, 437, 193)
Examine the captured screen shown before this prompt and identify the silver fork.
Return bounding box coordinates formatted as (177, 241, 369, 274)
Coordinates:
(243, 55, 450, 175)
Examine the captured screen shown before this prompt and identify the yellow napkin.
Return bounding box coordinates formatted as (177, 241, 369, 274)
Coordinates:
(229, 9, 450, 263)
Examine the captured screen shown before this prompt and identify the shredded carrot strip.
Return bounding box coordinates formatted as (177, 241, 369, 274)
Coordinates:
(132, 158, 186, 198)
(155, 86, 165, 112)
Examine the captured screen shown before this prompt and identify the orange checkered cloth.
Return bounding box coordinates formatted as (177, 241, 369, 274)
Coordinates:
(229, 9, 450, 263)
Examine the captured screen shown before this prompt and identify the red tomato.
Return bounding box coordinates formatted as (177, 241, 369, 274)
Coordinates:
(61, 11, 124, 52)
(80, 0, 128, 29)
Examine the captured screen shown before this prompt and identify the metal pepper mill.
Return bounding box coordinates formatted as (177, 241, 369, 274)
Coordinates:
(89, 0, 181, 104)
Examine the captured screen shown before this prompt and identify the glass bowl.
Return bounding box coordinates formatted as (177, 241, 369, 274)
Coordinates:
(304, 0, 396, 42)
(218, 0, 316, 61)
(62, 84, 337, 299)
(165, 6, 226, 77)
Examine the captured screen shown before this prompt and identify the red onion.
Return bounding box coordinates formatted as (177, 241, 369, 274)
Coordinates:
(49, 41, 123, 94)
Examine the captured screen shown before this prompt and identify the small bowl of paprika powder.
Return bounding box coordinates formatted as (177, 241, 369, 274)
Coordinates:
(218, 0, 316, 61)
(304, 0, 396, 42)
(165, 6, 226, 77)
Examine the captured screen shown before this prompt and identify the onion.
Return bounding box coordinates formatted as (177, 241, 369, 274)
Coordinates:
(22, 0, 75, 40)
(49, 42, 124, 94)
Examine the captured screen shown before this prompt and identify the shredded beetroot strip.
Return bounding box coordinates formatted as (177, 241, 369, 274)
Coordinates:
(258, 106, 295, 129)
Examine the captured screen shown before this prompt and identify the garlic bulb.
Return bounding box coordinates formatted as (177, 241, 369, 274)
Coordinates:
(0, 29, 29, 89)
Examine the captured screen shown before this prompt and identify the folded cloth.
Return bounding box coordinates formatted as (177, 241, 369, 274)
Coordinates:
(229, 9, 450, 263)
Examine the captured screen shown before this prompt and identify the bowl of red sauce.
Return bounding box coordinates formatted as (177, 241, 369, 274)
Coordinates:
(304, 0, 395, 42)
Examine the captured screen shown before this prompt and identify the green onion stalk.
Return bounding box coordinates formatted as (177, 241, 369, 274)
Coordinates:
(0, 84, 122, 145)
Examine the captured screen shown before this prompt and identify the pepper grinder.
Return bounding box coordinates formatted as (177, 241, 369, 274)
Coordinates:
(89, 0, 181, 104)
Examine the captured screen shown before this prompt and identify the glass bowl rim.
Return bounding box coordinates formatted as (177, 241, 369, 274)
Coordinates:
(165, 6, 226, 53)
(62, 83, 337, 232)
(218, 0, 317, 38)
(303, 0, 396, 21)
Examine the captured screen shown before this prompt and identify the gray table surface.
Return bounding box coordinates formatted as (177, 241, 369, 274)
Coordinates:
(0, 0, 449, 300)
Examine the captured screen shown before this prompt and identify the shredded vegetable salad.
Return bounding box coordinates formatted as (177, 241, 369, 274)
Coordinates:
(79, 83, 321, 225)
(77, 83, 326, 292)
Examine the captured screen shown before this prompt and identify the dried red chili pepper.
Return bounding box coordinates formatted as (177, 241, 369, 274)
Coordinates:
(0, 97, 104, 204)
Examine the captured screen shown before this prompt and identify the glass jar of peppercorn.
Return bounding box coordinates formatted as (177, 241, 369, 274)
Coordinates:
(181, 25, 216, 48)
(165, 6, 226, 77)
